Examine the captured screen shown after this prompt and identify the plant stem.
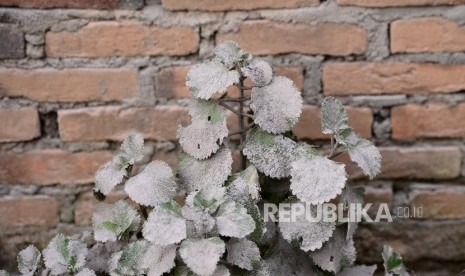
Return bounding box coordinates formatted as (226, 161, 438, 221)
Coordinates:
(228, 123, 255, 137)
(219, 101, 253, 119)
(238, 74, 248, 170)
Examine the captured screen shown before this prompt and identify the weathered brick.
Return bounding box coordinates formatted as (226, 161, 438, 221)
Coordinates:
(0, 107, 40, 142)
(58, 106, 188, 142)
(153, 149, 179, 169)
(293, 106, 373, 140)
(364, 182, 393, 217)
(0, 196, 58, 227)
(162, 0, 318, 11)
(75, 191, 126, 225)
(46, 22, 199, 58)
(155, 65, 304, 99)
(218, 21, 367, 56)
(410, 185, 465, 220)
(0, 150, 112, 185)
(0, 0, 118, 9)
(0, 68, 137, 102)
(337, 0, 465, 7)
(0, 24, 24, 59)
(341, 147, 461, 180)
(323, 62, 465, 96)
(391, 18, 465, 54)
(392, 103, 465, 140)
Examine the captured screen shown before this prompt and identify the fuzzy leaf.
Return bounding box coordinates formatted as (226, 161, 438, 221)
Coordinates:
(43, 234, 88, 275)
(86, 242, 122, 274)
(124, 161, 177, 207)
(321, 97, 349, 135)
(251, 76, 303, 134)
(242, 60, 273, 87)
(310, 229, 356, 273)
(382, 245, 410, 276)
(211, 265, 230, 276)
(0, 271, 10, 276)
(143, 201, 187, 245)
(290, 156, 347, 205)
(348, 139, 382, 180)
(187, 60, 240, 100)
(178, 146, 233, 192)
(337, 265, 377, 276)
(279, 203, 336, 252)
(119, 133, 144, 165)
(93, 201, 140, 242)
(215, 41, 250, 68)
(94, 161, 126, 196)
(243, 129, 297, 178)
(75, 268, 97, 276)
(226, 238, 260, 271)
(109, 241, 149, 276)
(216, 200, 255, 238)
(17, 245, 41, 276)
(341, 186, 365, 240)
(141, 244, 177, 276)
(179, 238, 226, 276)
(227, 165, 260, 204)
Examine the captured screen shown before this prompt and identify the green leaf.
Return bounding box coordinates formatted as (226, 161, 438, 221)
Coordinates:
(42, 234, 88, 275)
(382, 245, 410, 276)
(17, 245, 41, 276)
(321, 97, 349, 135)
(180, 238, 226, 276)
(109, 240, 149, 276)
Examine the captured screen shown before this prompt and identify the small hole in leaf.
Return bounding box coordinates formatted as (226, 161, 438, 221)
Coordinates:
(207, 116, 211, 121)
(330, 256, 334, 262)
(197, 144, 200, 149)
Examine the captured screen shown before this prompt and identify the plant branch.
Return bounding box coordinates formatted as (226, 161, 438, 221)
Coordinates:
(219, 101, 253, 119)
(228, 123, 255, 137)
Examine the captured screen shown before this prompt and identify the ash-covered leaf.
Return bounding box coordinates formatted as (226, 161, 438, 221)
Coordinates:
(187, 60, 240, 100)
(226, 238, 260, 271)
(93, 201, 140, 242)
(216, 200, 255, 238)
(279, 203, 336, 252)
(94, 161, 126, 196)
(186, 186, 226, 214)
(119, 133, 144, 166)
(382, 245, 410, 276)
(86, 242, 122, 274)
(17, 245, 41, 276)
(179, 237, 225, 276)
(215, 41, 250, 68)
(348, 138, 381, 180)
(310, 229, 356, 273)
(337, 265, 377, 276)
(124, 161, 177, 207)
(251, 76, 303, 134)
(227, 165, 261, 204)
(341, 186, 365, 240)
(109, 240, 149, 276)
(43, 234, 88, 275)
(75, 268, 97, 276)
(243, 129, 297, 178)
(178, 146, 232, 193)
(242, 60, 273, 87)
(0, 270, 10, 276)
(290, 156, 347, 205)
(143, 201, 187, 246)
(211, 265, 230, 276)
(321, 97, 349, 135)
(141, 244, 177, 276)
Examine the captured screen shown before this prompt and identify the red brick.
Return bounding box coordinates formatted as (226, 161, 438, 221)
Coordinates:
(392, 103, 465, 140)
(0, 150, 112, 185)
(0, 107, 40, 142)
(155, 65, 304, 99)
(0, 0, 117, 9)
(58, 106, 188, 142)
(75, 191, 126, 225)
(337, 0, 465, 7)
(162, 0, 318, 11)
(0, 68, 137, 102)
(153, 149, 179, 169)
(410, 185, 465, 220)
(46, 22, 199, 58)
(218, 20, 367, 56)
(0, 196, 58, 227)
(340, 147, 461, 180)
(323, 62, 465, 96)
(293, 106, 372, 140)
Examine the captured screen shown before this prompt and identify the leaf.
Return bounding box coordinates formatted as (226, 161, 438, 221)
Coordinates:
(124, 161, 177, 207)
(244, 202, 266, 244)
(75, 268, 97, 276)
(187, 60, 240, 100)
(109, 241, 149, 276)
(178, 146, 233, 193)
(215, 41, 250, 68)
(177, 100, 228, 160)
(43, 234, 88, 275)
(242, 60, 273, 87)
(382, 245, 410, 276)
(310, 229, 356, 273)
(94, 161, 126, 196)
(348, 139, 382, 180)
(321, 97, 349, 135)
(243, 129, 297, 178)
(251, 76, 303, 134)
(211, 265, 230, 276)
(341, 186, 365, 240)
(216, 200, 255, 238)
(93, 201, 141, 242)
(17, 245, 41, 276)
(141, 244, 177, 276)
(290, 156, 347, 205)
(119, 133, 144, 165)
(186, 186, 227, 214)
(0, 271, 10, 276)
(86, 242, 122, 273)
(279, 203, 336, 252)
(179, 238, 226, 276)
(337, 265, 377, 276)
(227, 165, 261, 204)
(143, 201, 187, 245)
(226, 238, 260, 271)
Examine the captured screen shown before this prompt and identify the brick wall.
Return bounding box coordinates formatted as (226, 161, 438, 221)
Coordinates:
(0, 0, 464, 274)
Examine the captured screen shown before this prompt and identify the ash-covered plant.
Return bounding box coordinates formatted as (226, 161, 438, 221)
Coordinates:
(1, 41, 408, 276)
